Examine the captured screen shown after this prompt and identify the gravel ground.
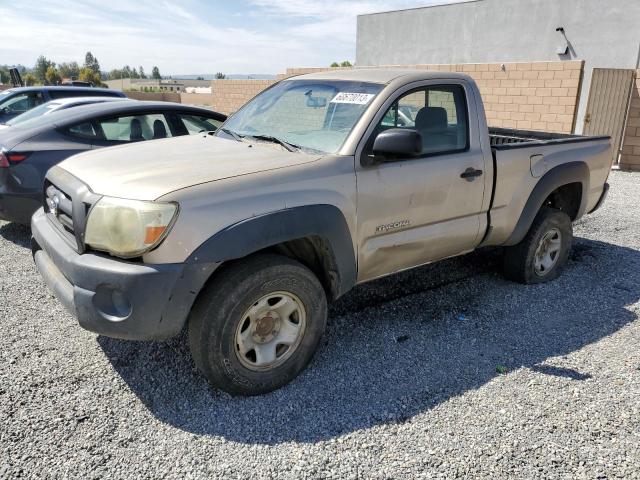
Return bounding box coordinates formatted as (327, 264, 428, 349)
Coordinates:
(1, 170, 639, 479)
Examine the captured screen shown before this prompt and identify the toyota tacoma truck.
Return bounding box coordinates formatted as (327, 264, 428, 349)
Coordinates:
(31, 69, 612, 395)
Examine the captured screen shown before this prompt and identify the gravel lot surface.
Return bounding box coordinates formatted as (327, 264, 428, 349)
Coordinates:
(1, 171, 639, 479)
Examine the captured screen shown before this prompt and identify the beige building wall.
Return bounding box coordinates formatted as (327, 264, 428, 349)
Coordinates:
(620, 71, 640, 171)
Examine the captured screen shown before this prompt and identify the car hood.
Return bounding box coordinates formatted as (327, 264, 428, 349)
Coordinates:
(58, 134, 322, 200)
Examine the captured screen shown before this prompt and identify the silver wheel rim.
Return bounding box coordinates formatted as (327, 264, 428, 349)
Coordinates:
(533, 227, 562, 276)
(234, 291, 306, 371)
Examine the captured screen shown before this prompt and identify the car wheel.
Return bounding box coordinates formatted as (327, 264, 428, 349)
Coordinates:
(188, 253, 327, 396)
(503, 207, 573, 284)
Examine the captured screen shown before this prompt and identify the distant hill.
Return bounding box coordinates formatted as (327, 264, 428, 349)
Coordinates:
(171, 74, 277, 80)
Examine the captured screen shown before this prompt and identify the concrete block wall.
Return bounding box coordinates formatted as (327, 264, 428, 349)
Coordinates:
(210, 79, 276, 115)
(620, 71, 640, 171)
(458, 61, 582, 133)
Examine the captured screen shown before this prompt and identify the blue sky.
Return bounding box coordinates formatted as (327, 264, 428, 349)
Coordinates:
(0, 0, 458, 75)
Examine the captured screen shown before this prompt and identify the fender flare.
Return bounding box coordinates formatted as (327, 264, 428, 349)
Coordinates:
(504, 161, 589, 246)
(185, 204, 357, 298)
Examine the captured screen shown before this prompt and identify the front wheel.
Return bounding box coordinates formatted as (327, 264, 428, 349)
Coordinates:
(503, 207, 573, 284)
(188, 254, 327, 396)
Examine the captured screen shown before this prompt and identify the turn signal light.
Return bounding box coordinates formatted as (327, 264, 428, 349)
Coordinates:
(144, 226, 167, 245)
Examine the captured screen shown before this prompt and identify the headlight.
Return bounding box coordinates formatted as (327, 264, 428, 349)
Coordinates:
(85, 197, 178, 258)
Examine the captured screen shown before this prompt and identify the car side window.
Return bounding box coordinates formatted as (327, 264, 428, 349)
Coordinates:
(178, 114, 223, 134)
(97, 113, 172, 142)
(66, 121, 99, 139)
(376, 85, 468, 156)
(0, 92, 44, 113)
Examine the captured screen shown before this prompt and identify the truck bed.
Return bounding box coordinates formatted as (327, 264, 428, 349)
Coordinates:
(489, 127, 609, 149)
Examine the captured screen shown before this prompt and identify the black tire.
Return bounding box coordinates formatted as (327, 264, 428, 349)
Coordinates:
(188, 253, 327, 396)
(503, 207, 573, 284)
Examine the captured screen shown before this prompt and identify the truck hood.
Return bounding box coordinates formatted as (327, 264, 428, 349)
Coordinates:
(58, 134, 321, 200)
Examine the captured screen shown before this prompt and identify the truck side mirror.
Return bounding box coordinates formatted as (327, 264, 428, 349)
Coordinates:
(372, 128, 422, 159)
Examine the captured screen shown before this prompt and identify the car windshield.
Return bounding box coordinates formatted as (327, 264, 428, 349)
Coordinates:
(6, 101, 63, 125)
(219, 80, 384, 154)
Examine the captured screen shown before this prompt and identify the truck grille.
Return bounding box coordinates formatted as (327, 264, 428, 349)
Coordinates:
(43, 179, 94, 252)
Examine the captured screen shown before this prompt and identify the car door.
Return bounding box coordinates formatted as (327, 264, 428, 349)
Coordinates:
(355, 80, 489, 282)
(90, 112, 174, 148)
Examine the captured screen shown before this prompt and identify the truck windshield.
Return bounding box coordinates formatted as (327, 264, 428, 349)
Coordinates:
(219, 80, 384, 154)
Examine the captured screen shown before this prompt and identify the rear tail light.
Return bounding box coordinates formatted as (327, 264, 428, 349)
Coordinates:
(0, 150, 29, 168)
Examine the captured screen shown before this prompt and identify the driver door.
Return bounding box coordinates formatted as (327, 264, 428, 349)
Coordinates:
(355, 81, 490, 282)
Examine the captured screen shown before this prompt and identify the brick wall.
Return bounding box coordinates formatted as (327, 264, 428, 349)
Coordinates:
(458, 61, 582, 133)
(210, 79, 276, 115)
(620, 71, 640, 171)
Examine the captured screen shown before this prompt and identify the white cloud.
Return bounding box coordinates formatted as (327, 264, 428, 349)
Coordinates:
(0, 1, 461, 74)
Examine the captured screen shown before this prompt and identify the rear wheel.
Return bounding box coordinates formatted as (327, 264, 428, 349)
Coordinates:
(188, 254, 327, 396)
(503, 207, 573, 284)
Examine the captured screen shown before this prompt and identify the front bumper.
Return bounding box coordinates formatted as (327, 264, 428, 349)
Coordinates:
(31, 208, 214, 340)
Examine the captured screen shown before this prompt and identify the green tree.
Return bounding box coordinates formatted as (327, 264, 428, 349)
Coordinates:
(45, 66, 61, 85)
(23, 73, 37, 86)
(214, 72, 226, 79)
(58, 61, 80, 80)
(151, 66, 162, 80)
(340, 61, 353, 67)
(78, 67, 102, 86)
(330, 62, 340, 67)
(139, 66, 147, 79)
(84, 51, 100, 74)
(33, 55, 55, 83)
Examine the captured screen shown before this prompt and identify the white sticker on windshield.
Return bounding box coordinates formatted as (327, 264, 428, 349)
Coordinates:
(330, 92, 375, 105)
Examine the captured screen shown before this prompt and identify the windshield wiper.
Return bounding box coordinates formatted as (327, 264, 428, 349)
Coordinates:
(220, 127, 244, 142)
(248, 135, 300, 152)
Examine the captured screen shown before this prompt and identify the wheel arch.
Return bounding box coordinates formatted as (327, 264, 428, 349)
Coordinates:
(504, 161, 589, 246)
(184, 205, 357, 302)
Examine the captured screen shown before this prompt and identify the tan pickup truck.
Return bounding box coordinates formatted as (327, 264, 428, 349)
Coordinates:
(31, 69, 612, 395)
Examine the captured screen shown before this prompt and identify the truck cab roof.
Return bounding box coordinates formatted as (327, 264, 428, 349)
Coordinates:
(292, 68, 474, 85)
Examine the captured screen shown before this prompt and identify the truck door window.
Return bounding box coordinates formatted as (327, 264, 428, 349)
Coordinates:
(376, 85, 468, 156)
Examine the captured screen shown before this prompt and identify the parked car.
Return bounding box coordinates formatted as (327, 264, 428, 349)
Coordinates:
(0, 101, 226, 223)
(0, 96, 131, 130)
(31, 69, 612, 396)
(0, 86, 126, 124)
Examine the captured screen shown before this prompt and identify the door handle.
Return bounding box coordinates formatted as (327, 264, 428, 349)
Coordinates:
(460, 167, 483, 181)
